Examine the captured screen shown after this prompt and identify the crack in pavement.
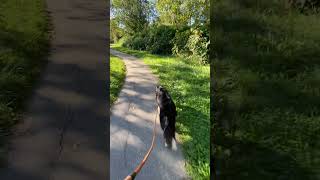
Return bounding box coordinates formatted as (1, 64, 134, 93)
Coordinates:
(48, 105, 74, 180)
(58, 106, 74, 159)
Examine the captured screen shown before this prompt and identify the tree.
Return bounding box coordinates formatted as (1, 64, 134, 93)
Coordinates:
(111, 0, 151, 34)
(156, 0, 188, 26)
(156, 0, 210, 27)
(110, 18, 124, 43)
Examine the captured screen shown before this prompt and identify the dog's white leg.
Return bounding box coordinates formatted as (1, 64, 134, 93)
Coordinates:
(172, 138, 177, 151)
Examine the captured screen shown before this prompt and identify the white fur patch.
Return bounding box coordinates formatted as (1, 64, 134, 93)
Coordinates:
(172, 138, 177, 151)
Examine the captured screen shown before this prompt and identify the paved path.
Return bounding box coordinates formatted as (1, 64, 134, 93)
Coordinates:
(110, 49, 188, 180)
(0, 0, 108, 179)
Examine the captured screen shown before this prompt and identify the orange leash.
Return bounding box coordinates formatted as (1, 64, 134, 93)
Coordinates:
(123, 107, 159, 180)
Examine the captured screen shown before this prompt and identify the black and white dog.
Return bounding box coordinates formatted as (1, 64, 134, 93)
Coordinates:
(155, 85, 177, 150)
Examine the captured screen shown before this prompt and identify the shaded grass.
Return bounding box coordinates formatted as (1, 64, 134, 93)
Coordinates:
(111, 44, 210, 179)
(212, 0, 320, 179)
(110, 55, 126, 105)
(0, 0, 50, 166)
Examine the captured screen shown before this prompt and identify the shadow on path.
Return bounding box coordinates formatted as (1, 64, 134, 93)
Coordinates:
(0, 0, 109, 179)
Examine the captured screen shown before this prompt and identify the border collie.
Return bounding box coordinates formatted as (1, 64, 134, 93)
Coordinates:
(155, 85, 177, 150)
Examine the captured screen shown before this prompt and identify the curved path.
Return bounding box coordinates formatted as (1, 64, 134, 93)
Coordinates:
(0, 0, 108, 179)
(110, 49, 188, 180)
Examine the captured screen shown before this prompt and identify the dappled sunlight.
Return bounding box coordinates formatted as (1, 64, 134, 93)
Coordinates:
(36, 86, 95, 107)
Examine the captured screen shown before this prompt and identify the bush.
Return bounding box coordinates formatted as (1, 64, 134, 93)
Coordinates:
(110, 19, 124, 44)
(145, 25, 175, 54)
(172, 27, 210, 64)
(123, 33, 147, 50)
(213, 0, 320, 179)
(290, 0, 320, 13)
(186, 28, 210, 64)
(122, 25, 210, 64)
(0, 103, 15, 134)
(123, 25, 176, 55)
(172, 27, 192, 56)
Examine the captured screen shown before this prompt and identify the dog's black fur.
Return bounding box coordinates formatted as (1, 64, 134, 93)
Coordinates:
(155, 85, 177, 148)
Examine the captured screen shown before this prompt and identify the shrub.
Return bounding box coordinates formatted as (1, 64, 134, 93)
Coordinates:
(145, 25, 175, 54)
(123, 31, 148, 50)
(121, 24, 211, 64)
(0, 103, 15, 134)
(110, 19, 124, 44)
(186, 28, 210, 64)
(172, 27, 192, 56)
(290, 0, 320, 13)
(213, 0, 320, 179)
(123, 25, 176, 55)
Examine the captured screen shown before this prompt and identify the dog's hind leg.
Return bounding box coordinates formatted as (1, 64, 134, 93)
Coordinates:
(159, 112, 166, 131)
(164, 124, 174, 148)
(164, 117, 178, 150)
(171, 137, 177, 151)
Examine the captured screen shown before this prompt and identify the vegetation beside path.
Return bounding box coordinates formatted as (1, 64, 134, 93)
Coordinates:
(0, 0, 50, 166)
(213, 1, 320, 179)
(110, 55, 126, 105)
(111, 43, 210, 179)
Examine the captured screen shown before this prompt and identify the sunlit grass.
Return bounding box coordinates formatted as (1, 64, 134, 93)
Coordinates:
(110, 55, 126, 105)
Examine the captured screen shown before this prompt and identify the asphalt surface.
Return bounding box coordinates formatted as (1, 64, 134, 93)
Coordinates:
(0, 0, 109, 179)
(110, 49, 188, 180)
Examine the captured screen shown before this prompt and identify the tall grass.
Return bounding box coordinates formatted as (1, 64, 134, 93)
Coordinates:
(0, 0, 50, 165)
(212, 0, 320, 179)
(110, 55, 126, 104)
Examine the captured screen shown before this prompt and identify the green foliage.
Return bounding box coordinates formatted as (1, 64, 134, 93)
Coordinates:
(123, 32, 147, 51)
(290, 0, 320, 13)
(0, 0, 49, 165)
(112, 0, 210, 63)
(186, 28, 210, 64)
(213, 0, 320, 179)
(172, 27, 210, 64)
(156, 0, 210, 27)
(111, 0, 151, 34)
(172, 27, 192, 56)
(156, 0, 189, 26)
(110, 55, 126, 104)
(110, 19, 124, 43)
(145, 25, 176, 54)
(123, 25, 176, 55)
(0, 103, 15, 136)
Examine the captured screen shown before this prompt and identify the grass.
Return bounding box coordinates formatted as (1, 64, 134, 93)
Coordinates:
(110, 55, 126, 104)
(212, 0, 320, 179)
(111, 43, 210, 179)
(0, 0, 50, 166)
